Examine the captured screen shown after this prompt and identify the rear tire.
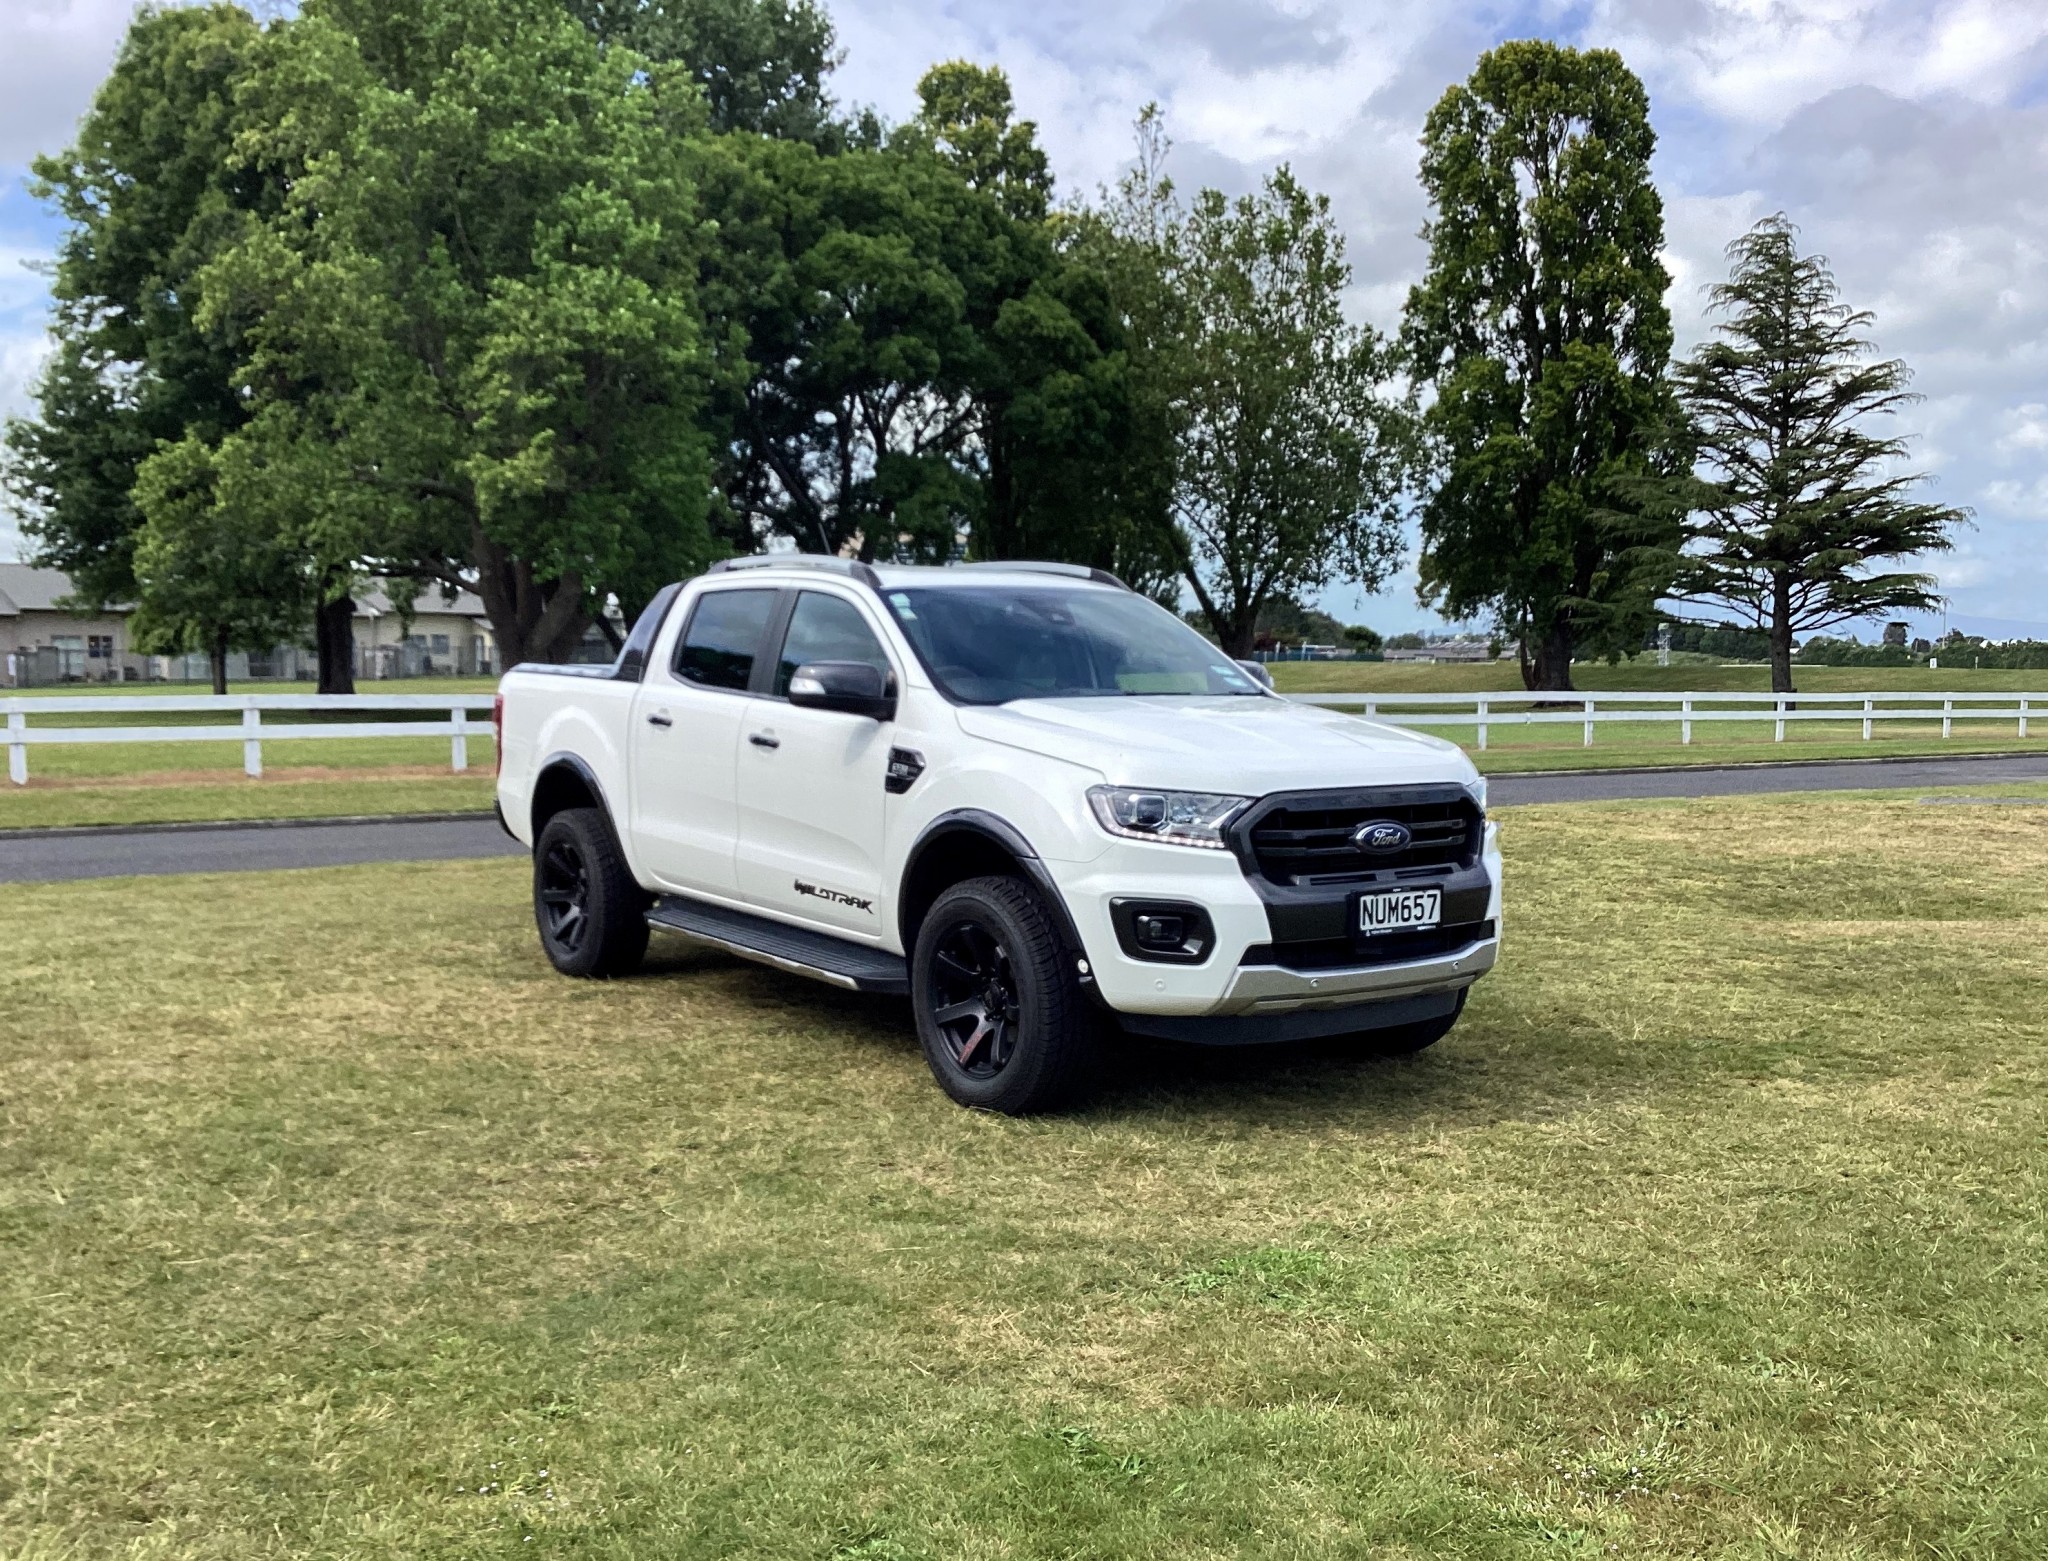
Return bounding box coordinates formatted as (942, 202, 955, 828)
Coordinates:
(1360, 988, 1466, 1055)
(534, 807, 649, 978)
(911, 876, 1099, 1114)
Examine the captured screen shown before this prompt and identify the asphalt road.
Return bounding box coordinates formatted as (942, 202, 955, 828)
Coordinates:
(0, 813, 522, 885)
(4, 753, 2046, 884)
(1490, 751, 2048, 805)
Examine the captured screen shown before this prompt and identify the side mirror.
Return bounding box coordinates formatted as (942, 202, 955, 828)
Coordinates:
(1234, 658, 1275, 690)
(787, 660, 896, 720)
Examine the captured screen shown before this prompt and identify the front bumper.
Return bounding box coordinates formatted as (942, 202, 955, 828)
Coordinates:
(1058, 817, 1503, 1026)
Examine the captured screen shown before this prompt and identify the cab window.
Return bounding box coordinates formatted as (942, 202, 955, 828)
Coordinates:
(673, 588, 777, 690)
(774, 591, 891, 696)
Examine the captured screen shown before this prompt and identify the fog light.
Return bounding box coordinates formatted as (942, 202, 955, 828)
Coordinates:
(1110, 899, 1215, 965)
(1135, 914, 1185, 948)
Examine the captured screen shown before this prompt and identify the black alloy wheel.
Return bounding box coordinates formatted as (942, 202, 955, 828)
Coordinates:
(925, 918, 1022, 1079)
(538, 835, 592, 955)
(532, 806, 649, 978)
(910, 876, 1100, 1113)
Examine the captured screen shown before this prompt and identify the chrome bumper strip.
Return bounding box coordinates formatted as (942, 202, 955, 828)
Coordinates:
(1211, 936, 1498, 1015)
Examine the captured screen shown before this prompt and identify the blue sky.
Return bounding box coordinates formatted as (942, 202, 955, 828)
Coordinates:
(5, 0, 2047, 640)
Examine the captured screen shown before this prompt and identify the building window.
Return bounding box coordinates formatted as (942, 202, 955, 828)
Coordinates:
(430, 633, 450, 654)
(88, 634, 114, 660)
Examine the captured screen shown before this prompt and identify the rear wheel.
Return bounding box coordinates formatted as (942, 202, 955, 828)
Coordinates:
(534, 807, 648, 978)
(912, 876, 1098, 1114)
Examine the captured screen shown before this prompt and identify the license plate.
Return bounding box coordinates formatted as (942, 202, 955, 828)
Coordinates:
(1357, 887, 1441, 936)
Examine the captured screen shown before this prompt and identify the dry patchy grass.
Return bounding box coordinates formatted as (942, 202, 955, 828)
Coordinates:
(1, 792, 2044, 1557)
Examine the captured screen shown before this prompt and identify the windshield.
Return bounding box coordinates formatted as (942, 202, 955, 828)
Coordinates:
(883, 585, 1264, 704)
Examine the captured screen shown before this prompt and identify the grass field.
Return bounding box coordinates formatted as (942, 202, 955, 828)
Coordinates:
(1266, 659, 2048, 695)
(0, 769, 496, 830)
(4, 789, 2045, 1557)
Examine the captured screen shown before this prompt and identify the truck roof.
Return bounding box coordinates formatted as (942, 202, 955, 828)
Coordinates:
(703, 557, 1127, 592)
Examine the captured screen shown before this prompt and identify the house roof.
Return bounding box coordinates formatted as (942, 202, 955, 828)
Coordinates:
(354, 583, 492, 620)
(0, 563, 130, 617)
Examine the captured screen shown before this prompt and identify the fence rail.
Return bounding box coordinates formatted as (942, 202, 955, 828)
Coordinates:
(6, 688, 2042, 788)
(4, 693, 498, 784)
(1290, 690, 2042, 749)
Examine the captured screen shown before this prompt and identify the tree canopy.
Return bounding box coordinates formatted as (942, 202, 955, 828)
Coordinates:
(1403, 40, 1682, 691)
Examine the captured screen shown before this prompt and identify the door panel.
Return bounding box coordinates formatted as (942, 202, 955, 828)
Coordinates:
(628, 587, 778, 896)
(734, 590, 897, 937)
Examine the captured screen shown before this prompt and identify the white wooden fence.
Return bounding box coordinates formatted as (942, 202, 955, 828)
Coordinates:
(4, 688, 2041, 787)
(1289, 690, 2042, 749)
(3, 693, 498, 784)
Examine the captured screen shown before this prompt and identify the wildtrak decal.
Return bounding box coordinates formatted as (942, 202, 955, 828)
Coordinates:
(793, 879, 874, 913)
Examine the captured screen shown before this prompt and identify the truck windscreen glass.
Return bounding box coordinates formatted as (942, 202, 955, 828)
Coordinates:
(882, 586, 1265, 705)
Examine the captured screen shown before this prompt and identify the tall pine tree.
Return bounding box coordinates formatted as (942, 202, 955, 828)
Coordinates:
(1670, 215, 1964, 693)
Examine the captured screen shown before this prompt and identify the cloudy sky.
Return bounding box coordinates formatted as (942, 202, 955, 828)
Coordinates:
(3, 0, 2046, 638)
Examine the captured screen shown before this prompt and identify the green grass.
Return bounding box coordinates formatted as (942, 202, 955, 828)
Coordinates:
(0, 770, 496, 830)
(4, 791, 2045, 1556)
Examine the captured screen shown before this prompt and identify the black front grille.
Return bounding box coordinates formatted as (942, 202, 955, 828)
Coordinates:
(1245, 795, 1480, 885)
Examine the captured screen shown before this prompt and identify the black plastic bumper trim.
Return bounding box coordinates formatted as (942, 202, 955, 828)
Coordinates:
(1116, 988, 1461, 1046)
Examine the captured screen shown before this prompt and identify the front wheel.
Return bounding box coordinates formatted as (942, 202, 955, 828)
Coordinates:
(533, 807, 648, 978)
(911, 876, 1099, 1114)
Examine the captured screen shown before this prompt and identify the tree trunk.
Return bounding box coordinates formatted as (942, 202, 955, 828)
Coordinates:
(315, 592, 356, 695)
(469, 524, 589, 668)
(1523, 618, 1576, 692)
(210, 631, 229, 697)
(1769, 572, 1796, 695)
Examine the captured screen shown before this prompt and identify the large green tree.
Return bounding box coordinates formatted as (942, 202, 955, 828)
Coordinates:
(1670, 215, 1964, 694)
(198, 0, 719, 665)
(1403, 41, 1682, 691)
(1151, 164, 1407, 658)
(0, 6, 310, 660)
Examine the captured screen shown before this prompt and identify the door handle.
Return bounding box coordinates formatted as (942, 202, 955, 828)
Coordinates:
(748, 731, 780, 750)
(646, 711, 673, 729)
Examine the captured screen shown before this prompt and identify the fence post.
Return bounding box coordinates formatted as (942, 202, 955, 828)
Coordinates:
(6, 705, 24, 785)
(1681, 697, 1692, 746)
(1365, 698, 1377, 718)
(1942, 698, 1953, 740)
(242, 701, 262, 778)
(2022, 696, 2031, 740)
(1583, 697, 1595, 747)
(1862, 697, 1873, 742)
(451, 706, 468, 773)
(1476, 697, 1488, 752)
(1774, 697, 1785, 743)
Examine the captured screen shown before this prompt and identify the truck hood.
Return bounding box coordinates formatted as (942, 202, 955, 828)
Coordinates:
(955, 695, 1478, 793)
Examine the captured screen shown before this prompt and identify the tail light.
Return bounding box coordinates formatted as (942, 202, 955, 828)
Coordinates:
(492, 693, 504, 778)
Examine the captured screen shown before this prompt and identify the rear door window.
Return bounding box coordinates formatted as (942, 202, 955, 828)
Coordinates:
(673, 589, 777, 691)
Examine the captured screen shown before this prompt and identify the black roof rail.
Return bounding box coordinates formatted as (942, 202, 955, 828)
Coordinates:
(952, 560, 1129, 590)
(708, 554, 882, 588)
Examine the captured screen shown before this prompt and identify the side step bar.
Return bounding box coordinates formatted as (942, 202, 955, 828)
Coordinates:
(647, 895, 909, 995)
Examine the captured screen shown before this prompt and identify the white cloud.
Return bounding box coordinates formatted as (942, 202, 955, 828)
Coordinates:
(0, 0, 139, 169)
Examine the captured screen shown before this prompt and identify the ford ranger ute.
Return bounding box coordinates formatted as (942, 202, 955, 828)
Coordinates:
(495, 558, 1502, 1113)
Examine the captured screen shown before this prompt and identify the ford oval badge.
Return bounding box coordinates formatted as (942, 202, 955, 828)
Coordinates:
(1352, 820, 1412, 854)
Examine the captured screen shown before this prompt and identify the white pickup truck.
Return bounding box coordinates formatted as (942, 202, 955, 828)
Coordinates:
(495, 558, 1501, 1112)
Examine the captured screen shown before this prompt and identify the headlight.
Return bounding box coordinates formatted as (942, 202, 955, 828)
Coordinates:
(1465, 776, 1488, 814)
(1088, 786, 1251, 850)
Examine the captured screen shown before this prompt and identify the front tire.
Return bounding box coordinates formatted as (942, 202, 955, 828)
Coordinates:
(911, 876, 1099, 1114)
(533, 807, 649, 978)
